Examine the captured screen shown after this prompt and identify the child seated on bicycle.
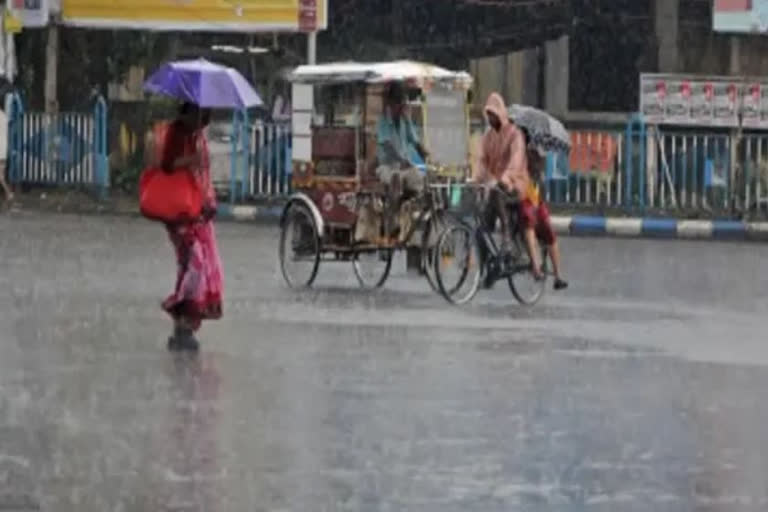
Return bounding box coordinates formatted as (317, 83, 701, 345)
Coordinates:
(519, 130, 568, 291)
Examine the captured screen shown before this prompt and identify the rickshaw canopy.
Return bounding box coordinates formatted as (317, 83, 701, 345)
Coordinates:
(288, 60, 473, 91)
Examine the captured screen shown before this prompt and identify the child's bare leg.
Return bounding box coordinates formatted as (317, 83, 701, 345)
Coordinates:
(548, 241, 563, 279)
(547, 241, 568, 290)
(524, 227, 543, 278)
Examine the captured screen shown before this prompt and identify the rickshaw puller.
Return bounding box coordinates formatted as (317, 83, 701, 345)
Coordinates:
(376, 82, 430, 221)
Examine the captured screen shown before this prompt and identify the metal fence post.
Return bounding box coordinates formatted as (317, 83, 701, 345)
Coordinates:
(255, 123, 263, 196)
(545, 152, 555, 203)
(645, 129, 657, 208)
(624, 114, 646, 211)
(744, 136, 752, 211)
(6, 92, 24, 185)
(92, 96, 109, 199)
(729, 130, 738, 212)
(638, 116, 647, 210)
(240, 109, 251, 200)
(624, 122, 632, 210)
(230, 109, 243, 204)
(692, 135, 699, 209)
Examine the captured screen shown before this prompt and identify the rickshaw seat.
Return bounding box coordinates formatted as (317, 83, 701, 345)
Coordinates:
(357, 158, 387, 195)
(358, 180, 387, 196)
(312, 127, 356, 160)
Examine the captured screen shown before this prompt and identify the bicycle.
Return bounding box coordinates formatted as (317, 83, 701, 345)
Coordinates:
(434, 184, 548, 306)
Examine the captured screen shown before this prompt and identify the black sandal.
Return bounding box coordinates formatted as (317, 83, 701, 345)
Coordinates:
(167, 327, 200, 352)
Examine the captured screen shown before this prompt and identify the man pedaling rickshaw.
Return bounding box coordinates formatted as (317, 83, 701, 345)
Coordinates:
(375, 82, 430, 238)
(476, 92, 568, 291)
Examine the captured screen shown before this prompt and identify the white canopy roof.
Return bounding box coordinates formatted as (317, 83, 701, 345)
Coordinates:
(288, 60, 473, 89)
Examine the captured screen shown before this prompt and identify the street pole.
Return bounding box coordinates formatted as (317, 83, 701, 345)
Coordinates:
(44, 19, 58, 113)
(307, 31, 316, 65)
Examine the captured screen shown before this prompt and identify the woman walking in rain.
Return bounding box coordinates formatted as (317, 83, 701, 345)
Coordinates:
(152, 102, 224, 351)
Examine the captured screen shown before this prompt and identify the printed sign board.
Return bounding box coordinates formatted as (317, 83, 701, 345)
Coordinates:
(640, 78, 665, 123)
(638, 74, 768, 128)
(61, 0, 328, 32)
(714, 0, 768, 33)
(425, 85, 468, 167)
(712, 81, 740, 127)
(690, 80, 715, 126)
(742, 82, 762, 128)
(760, 85, 768, 127)
(664, 79, 692, 125)
(9, 0, 49, 27)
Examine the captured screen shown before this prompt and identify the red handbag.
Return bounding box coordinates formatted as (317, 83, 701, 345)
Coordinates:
(139, 167, 203, 223)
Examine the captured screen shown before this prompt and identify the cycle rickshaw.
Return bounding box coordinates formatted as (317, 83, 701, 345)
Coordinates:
(278, 61, 473, 291)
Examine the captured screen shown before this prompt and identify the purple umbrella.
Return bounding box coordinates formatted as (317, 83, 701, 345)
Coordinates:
(144, 58, 263, 109)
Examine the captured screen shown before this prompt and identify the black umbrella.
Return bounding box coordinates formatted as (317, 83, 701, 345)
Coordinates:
(508, 104, 571, 154)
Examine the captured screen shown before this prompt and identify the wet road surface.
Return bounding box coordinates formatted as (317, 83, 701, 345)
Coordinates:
(1, 212, 767, 511)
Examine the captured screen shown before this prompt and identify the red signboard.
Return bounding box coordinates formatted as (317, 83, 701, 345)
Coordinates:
(713, 0, 768, 33)
(299, 0, 317, 32)
(569, 132, 618, 175)
(714, 0, 752, 11)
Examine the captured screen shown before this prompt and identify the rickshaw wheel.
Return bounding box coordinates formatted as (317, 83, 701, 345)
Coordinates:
(352, 248, 393, 289)
(279, 203, 321, 289)
(508, 238, 547, 306)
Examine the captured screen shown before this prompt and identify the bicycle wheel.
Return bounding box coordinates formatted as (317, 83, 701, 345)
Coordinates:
(352, 248, 393, 289)
(508, 237, 547, 306)
(421, 211, 452, 293)
(435, 223, 482, 305)
(279, 203, 321, 289)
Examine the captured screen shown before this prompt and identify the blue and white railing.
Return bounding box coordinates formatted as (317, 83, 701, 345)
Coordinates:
(6, 92, 109, 198)
(224, 112, 768, 220)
